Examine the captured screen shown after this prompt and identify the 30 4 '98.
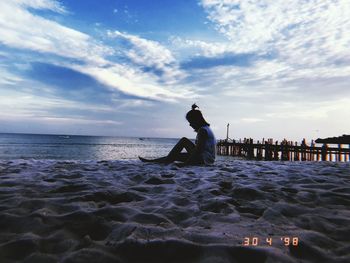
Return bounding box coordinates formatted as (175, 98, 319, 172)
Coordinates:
(243, 237, 299, 246)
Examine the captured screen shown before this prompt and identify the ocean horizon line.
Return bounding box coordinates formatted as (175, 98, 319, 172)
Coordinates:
(0, 132, 184, 141)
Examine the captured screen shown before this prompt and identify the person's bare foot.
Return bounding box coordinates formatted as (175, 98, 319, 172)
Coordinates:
(138, 156, 153, 162)
(139, 156, 171, 164)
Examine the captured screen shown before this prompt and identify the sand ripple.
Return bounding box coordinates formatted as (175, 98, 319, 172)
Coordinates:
(0, 159, 349, 262)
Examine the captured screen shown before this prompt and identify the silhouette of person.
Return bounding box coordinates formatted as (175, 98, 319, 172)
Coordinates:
(139, 104, 216, 166)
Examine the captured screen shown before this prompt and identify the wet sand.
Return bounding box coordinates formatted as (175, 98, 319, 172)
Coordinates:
(0, 159, 349, 263)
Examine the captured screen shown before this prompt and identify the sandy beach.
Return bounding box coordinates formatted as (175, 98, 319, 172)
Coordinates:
(0, 159, 349, 263)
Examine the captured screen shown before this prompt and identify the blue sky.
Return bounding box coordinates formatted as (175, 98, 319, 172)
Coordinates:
(0, 0, 349, 141)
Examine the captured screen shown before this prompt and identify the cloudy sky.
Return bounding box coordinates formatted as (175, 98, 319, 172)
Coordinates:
(0, 0, 349, 141)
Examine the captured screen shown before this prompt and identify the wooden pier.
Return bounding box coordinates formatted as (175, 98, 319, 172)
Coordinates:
(217, 138, 350, 162)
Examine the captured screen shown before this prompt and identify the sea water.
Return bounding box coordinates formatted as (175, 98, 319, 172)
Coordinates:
(0, 133, 180, 160)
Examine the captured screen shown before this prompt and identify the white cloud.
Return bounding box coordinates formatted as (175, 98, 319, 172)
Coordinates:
(36, 117, 122, 126)
(0, 1, 191, 101)
(0, 65, 24, 85)
(200, 0, 350, 64)
(170, 36, 231, 57)
(180, 1, 350, 103)
(71, 63, 191, 102)
(0, 113, 122, 127)
(0, 88, 113, 114)
(241, 118, 264, 123)
(107, 31, 185, 83)
(170, 0, 350, 123)
(264, 97, 350, 121)
(0, 1, 111, 65)
(14, 0, 67, 14)
(175, 0, 350, 83)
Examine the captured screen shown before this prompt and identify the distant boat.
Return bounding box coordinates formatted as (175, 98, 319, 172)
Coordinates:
(139, 138, 144, 141)
(59, 135, 70, 139)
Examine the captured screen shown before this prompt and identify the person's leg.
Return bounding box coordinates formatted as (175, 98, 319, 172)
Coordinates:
(139, 138, 195, 163)
(175, 152, 191, 162)
(165, 137, 195, 163)
(139, 156, 167, 163)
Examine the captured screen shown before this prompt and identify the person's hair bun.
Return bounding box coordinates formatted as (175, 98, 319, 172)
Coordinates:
(191, 103, 199, 110)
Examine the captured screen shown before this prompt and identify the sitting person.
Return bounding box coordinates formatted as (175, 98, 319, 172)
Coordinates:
(139, 104, 216, 166)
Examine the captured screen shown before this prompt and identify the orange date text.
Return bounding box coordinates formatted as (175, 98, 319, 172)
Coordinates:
(243, 236, 299, 246)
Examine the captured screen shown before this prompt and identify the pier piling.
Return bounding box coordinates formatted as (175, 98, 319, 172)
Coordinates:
(217, 138, 350, 162)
